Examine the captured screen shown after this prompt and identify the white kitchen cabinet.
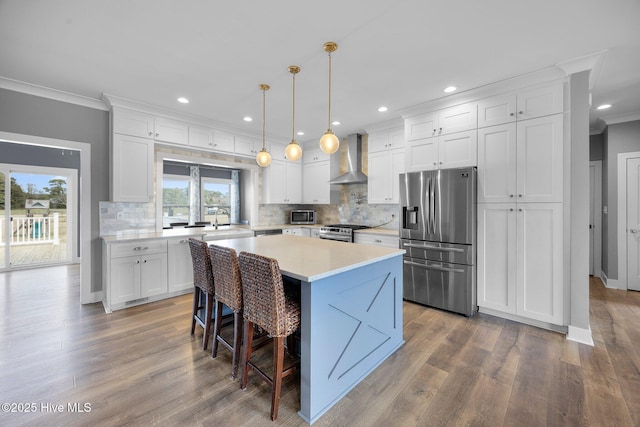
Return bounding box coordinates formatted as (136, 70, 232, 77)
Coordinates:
(153, 117, 188, 145)
(354, 232, 398, 248)
(405, 130, 477, 172)
(104, 240, 168, 310)
(113, 108, 155, 138)
(111, 133, 154, 202)
(405, 103, 477, 142)
(167, 237, 195, 293)
(368, 127, 405, 153)
(235, 135, 267, 157)
(477, 115, 563, 203)
(308, 227, 321, 239)
(477, 82, 564, 128)
(188, 126, 234, 153)
(368, 148, 405, 204)
(477, 202, 563, 325)
(263, 159, 302, 204)
(303, 160, 331, 204)
(283, 227, 310, 237)
(303, 146, 330, 163)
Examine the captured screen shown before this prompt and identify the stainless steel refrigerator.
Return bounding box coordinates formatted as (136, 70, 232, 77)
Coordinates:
(399, 167, 477, 316)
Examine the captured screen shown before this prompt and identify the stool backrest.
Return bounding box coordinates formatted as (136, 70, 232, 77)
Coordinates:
(188, 238, 215, 294)
(238, 252, 288, 336)
(209, 245, 243, 312)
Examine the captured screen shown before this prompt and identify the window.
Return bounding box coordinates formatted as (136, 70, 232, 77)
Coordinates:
(162, 175, 190, 227)
(202, 178, 232, 226)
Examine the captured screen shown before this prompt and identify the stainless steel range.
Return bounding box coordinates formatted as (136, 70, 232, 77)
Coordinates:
(319, 224, 369, 242)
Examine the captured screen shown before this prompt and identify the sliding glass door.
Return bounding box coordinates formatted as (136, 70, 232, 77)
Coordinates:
(0, 164, 76, 270)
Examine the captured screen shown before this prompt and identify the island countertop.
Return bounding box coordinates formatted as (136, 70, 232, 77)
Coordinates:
(209, 234, 405, 282)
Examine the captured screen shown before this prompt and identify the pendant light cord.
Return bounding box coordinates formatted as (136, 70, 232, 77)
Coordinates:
(262, 87, 266, 149)
(292, 71, 296, 142)
(327, 51, 332, 130)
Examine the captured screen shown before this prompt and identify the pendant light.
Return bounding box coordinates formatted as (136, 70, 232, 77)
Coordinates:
(285, 65, 303, 161)
(255, 84, 272, 167)
(319, 41, 340, 154)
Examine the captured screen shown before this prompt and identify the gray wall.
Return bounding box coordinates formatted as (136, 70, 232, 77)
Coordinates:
(602, 119, 640, 280)
(590, 133, 603, 161)
(0, 88, 109, 293)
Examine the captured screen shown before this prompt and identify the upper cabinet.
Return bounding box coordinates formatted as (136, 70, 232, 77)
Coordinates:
(405, 103, 477, 141)
(367, 126, 405, 204)
(477, 115, 563, 203)
(303, 146, 330, 164)
(368, 127, 405, 153)
(263, 160, 302, 204)
(477, 82, 564, 128)
(405, 130, 477, 172)
(188, 126, 234, 153)
(112, 108, 187, 145)
(303, 161, 331, 204)
(111, 134, 154, 202)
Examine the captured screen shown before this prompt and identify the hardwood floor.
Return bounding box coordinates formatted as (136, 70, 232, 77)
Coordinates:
(1, 268, 638, 426)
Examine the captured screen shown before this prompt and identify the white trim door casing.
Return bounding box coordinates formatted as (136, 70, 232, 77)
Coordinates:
(617, 151, 640, 291)
(589, 161, 602, 278)
(0, 131, 92, 303)
(625, 157, 640, 291)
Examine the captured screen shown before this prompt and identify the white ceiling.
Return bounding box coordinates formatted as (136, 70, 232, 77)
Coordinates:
(1, 0, 639, 143)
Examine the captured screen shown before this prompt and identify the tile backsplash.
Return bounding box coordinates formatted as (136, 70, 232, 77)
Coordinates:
(99, 201, 156, 236)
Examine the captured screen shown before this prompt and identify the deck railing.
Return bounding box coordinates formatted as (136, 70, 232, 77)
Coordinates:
(0, 213, 60, 246)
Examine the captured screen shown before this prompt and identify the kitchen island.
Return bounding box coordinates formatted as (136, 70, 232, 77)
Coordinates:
(210, 234, 405, 424)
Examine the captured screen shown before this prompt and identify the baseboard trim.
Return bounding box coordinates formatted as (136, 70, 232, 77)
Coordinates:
(567, 325, 594, 346)
(601, 271, 621, 289)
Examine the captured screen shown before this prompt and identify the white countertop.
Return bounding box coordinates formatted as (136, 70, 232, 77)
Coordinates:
(209, 234, 405, 282)
(101, 226, 254, 243)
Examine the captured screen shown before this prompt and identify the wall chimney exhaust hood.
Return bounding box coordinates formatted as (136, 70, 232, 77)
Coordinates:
(328, 133, 368, 184)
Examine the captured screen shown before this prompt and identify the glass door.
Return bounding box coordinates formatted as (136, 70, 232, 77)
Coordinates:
(0, 165, 76, 270)
(0, 170, 6, 269)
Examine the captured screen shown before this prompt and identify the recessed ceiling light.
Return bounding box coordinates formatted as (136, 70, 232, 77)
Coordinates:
(297, 131, 304, 136)
(177, 97, 189, 104)
(332, 121, 341, 126)
(597, 104, 612, 110)
(243, 116, 253, 122)
(444, 86, 457, 93)
(378, 106, 388, 112)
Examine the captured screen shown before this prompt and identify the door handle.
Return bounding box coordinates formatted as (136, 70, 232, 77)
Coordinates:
(630, 228, 640, 234)
(403, 260, 465, 273)
(403, 243, 464, 252)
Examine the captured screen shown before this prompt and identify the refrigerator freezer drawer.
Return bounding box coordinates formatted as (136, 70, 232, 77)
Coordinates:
(403, 257, 476, 317)
(401, 239, 474, 265)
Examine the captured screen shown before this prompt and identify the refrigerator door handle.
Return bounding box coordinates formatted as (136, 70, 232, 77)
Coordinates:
(403, 260, 466, 273)
(403, 243, 465, 253)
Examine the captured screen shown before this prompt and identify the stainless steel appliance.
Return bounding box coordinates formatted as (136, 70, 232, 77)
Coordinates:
(290, 209, 317, 225)
(319, 224, 369, 242)
(400, 167, 477, 316)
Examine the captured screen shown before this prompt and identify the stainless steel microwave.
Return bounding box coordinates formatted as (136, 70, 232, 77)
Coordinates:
(290, 210, 317, 225)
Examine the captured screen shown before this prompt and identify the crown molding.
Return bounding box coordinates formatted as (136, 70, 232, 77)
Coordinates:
(398, 66, 566, 119)
(0, 76, 108, 111)
(556, 50, 607, 90)
(601, 111, 640, 126)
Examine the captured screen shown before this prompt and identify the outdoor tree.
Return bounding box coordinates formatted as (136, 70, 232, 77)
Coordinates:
(44, 178, 67, 208)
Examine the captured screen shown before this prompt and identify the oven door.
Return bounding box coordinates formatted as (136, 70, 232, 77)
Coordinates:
(319, 232, 351, 242)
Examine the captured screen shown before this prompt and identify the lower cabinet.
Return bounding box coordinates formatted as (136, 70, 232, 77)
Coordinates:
(167, 237, 194, 293)
(283, 227, 311, 237)
(103, 238, 200, 312)
(477, 202, 563, 325)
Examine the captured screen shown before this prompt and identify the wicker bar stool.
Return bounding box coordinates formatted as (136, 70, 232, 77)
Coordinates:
(188, 238, 216, 351)
(238, 251, 301, 421)
(209, 244, 244, 379)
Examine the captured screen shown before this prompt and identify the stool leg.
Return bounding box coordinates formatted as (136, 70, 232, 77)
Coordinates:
(190, 287, 199, 335)
(231, 311, 243, 379)
(271, 336, 285, 421)
(240, 319, 253, 390)
(211, 299, 223, 358)
(202, 293, 214, 351)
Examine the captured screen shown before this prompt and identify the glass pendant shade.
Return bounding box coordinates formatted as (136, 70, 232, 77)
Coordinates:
(256, 148, 272, 167)
(285, 141, 302, 161)
(319, 130, 340, 154)
(256, 83, 271, 167)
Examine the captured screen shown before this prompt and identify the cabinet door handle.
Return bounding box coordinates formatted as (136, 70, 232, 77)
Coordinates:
(155, 133, 159, 137)
(143, 259, 147, 263)
(136, 260, 140, 264)
(509, 194, 514, 198)
(179, 239, 188, 244)
(518, 194, 523, 198)
(148, 131, 153, 136)
(518, 111, 523, 115)
(510, 112, 515, 117)
(374, 239, 382, 243)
